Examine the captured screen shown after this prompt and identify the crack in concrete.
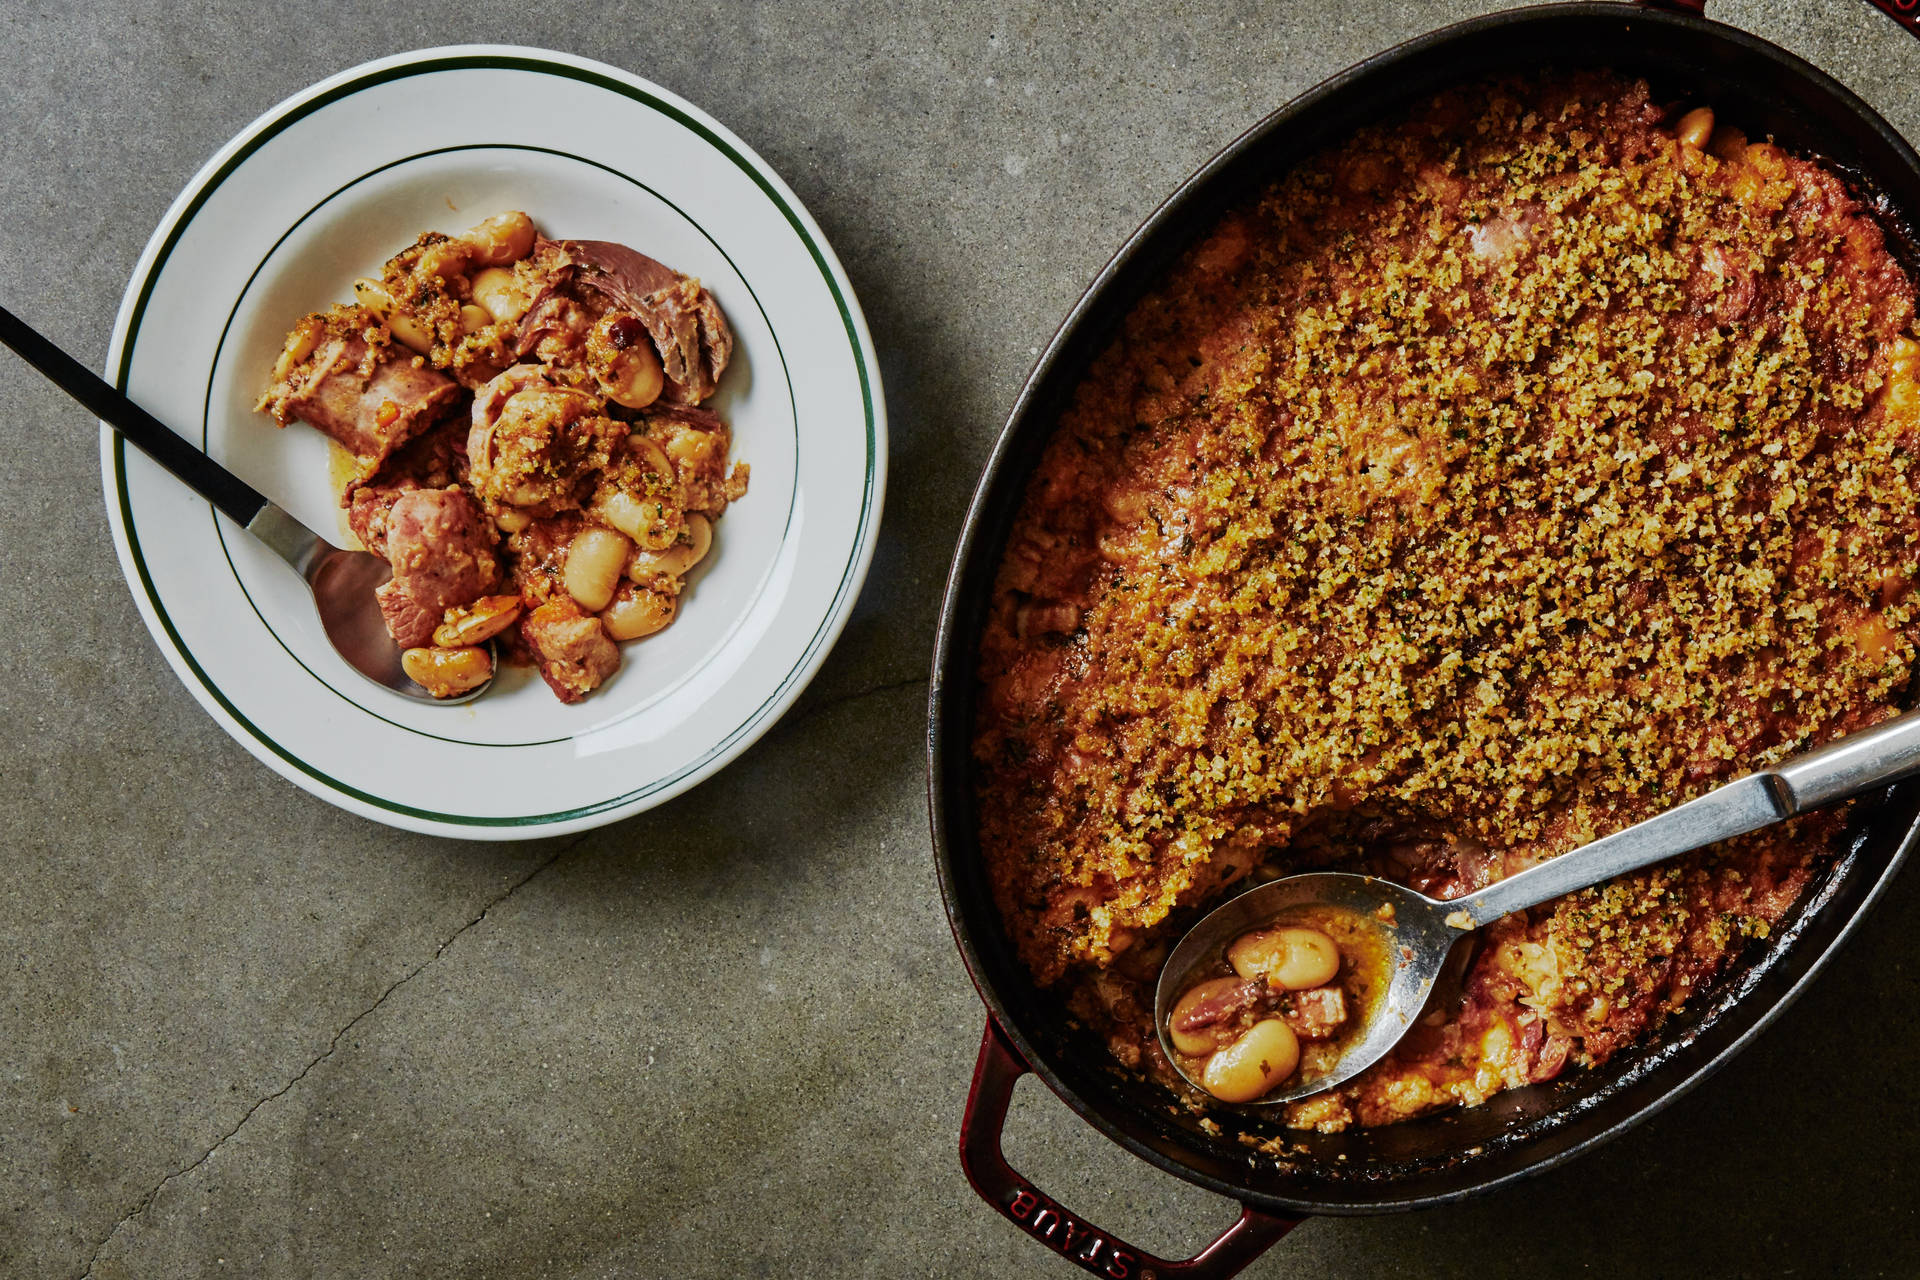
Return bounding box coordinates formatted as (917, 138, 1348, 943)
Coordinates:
(71, 671, 924, 1276)
(73, 841, 580, 1280)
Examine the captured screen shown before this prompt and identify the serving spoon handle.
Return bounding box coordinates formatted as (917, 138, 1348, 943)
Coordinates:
(0, 302, 270, 526)
(1445, 705, 1920, 930)
(0, 302, 488, 703)
(0, 303, 342, 579)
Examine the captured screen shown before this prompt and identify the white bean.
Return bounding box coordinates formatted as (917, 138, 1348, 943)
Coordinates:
(1202, 1020, 1300, 1103)
(272, 316, 323, 380)
(664, 428, 717, 472)
(681, 513, 714, 569)
(470, 267, 531, 324)
(401, 646, 493, 699)
(563, 527, 633, 612)
(354, 278, 432, 354)
(1228, 927, 1342, 991)
(463, 212, 536, 266)
(627, 514, 712, 582)
(630, 436, 676, 484)
(353, 277, 391, 313)
(598, 343, 665, 409)
(602, 583, 678, 641)
(416, 240, 468, 282)
(1677, 106, 1714, 151)
(433, 595, 523, 648)
(594, 489, 681, 551)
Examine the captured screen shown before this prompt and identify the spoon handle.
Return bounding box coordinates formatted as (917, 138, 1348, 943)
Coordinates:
(1446, 705, 1920, 929)
(0, 302, 268, 526)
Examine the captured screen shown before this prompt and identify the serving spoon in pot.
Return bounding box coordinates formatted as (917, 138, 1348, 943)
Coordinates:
(0, 303, 491, 704)
(1156, 703, 1920, 1104)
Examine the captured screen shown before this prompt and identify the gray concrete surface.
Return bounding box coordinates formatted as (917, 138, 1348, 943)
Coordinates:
(3, 1, 1918, 1276)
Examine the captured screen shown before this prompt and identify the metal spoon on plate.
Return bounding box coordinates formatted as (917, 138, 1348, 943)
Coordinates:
(1156, 703, 1920, 1104)
(0, 303, 490, 704)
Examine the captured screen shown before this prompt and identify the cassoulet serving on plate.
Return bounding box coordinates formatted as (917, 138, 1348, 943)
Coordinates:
(258, 211, 749, 702)
(974, 73, 1920, 1135)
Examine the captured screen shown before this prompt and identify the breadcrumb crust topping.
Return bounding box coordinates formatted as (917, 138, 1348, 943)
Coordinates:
(975, 75, 1920, 1131)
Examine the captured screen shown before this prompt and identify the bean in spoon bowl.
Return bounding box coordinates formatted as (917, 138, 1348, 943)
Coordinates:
(1156, 873, 1450, 1106)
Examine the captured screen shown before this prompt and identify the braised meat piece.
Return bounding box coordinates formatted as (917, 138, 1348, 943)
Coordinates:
(255, 304, 460, 471)
(386, 488, 500, 611)
(521, 598, 620, 702)
(513, 249, 593, 369)
(516, 238, 733, 404)
(1170, 979, 1270, 1038)
(370, 488, 501, 649)
(375, 579, 439, 649)
(346, 483, 412, 558)
(1284, 987, 1348, 1042)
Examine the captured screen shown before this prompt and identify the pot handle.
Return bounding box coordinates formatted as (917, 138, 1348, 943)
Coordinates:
(959, 1020, 1303, 1279)
(1644, 0, 1919, 39)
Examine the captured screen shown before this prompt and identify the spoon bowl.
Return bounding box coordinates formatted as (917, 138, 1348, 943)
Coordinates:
(1154, 872, 1462, 1105)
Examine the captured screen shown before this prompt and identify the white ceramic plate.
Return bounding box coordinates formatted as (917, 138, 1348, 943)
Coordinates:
(102, 46, 886, 838)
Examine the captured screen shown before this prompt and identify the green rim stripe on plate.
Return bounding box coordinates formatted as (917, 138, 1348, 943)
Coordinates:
(112, 53, 879, 827)
(204, 141, 800, 749)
